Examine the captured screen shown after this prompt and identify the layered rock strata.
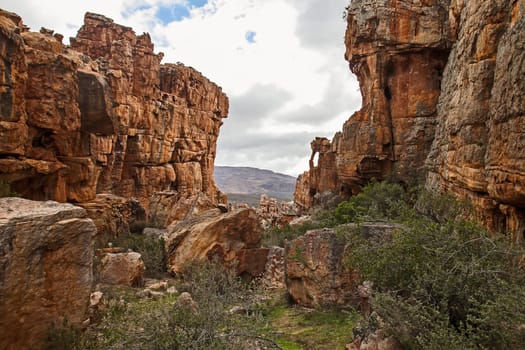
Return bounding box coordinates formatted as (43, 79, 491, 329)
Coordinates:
(295, 0, 451, 210)
(0, 10, 228, 212)
(0, 198, 95, 350)
(426, 0, 525, 241)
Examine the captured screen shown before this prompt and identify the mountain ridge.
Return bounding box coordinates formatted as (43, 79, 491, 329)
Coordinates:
(215, 166, 296, 201)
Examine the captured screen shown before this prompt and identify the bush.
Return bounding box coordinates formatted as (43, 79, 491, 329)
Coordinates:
(262, 222, 320, 247)
(0, 180, 18, 198)
(346, 201, 525, 349)
(112, 233, 166, 278)
(333, 180, 413, 225)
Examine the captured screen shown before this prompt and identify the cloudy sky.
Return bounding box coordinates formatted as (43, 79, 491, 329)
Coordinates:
(3, 0, 361, 176)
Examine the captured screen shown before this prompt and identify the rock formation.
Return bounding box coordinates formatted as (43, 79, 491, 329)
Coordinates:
(164, 208, 263, 274)
(295, 0, 525, 238)
(0, 198, 95, 350)
(99, 251, 145, 287)
(426, 0, 525, 241)
(285, 228, 354, 307)
(295, 0, 451, 211)
(258, 194, 296, 228)
(0, 10, 228, 215)
(285, 223, 403, 308)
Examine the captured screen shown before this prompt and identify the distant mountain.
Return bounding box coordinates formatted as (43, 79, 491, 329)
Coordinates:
(214, 166, 296, 202)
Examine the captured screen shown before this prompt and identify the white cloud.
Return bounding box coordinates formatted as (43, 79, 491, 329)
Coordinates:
(2, 0, 361, 176)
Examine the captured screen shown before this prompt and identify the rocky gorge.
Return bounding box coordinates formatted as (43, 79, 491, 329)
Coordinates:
(0, 0, 524, 349)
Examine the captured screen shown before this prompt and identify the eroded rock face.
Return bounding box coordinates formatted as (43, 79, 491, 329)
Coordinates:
(164, 208, 262, 274)
(285, 228, 354, 307)
(0, 10, 228, 214)
(78, 194, 146, 246)
(295, 0, 451, 211)
(0, 198, 95, 350)
(426, 0, 525, 240)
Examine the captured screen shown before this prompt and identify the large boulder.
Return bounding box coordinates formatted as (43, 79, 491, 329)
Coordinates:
(285, 223, 402, 307)
(99, 252, 145, 287)
(285, 228, 354, 307)
(165, 208, 262, 273)
(0, 198, 95, 350)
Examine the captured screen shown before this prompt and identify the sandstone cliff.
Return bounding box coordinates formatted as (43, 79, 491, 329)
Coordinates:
(0, 10, 228, 211)
(426, 0, 525, 241)
(295, 0, 451, 209)
(295, 0, 525, 238)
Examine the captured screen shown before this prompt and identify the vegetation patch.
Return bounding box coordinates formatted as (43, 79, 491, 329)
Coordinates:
(112, 233, 166, 278)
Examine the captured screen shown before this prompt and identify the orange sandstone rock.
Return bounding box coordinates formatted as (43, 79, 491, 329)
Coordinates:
(0, 11, 227, 213)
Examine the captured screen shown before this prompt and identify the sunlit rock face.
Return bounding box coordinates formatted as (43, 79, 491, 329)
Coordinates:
(0, 10, 228, 211)
(295, 0, 451, 211)
(295, 0, 525, 238)
(426, 0, 525, 241)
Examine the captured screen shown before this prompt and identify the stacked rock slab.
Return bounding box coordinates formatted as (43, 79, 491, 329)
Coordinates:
(0, 198, 95, 350)
(295, 0, 451, 210)
(426, 0, 525, 241)
(0, 10, 228, 211)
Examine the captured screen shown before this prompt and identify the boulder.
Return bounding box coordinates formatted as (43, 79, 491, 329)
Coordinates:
(99, 252, 145, 287)
(165, 208, 262, 273)
(0, 198, 95, 350)
(285, 228, 354, 307)
(285, 223, 402, 307)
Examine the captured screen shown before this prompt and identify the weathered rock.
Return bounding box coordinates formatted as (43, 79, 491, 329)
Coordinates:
(262, 246, 286, 289)
(285, 228, 354, 307)
(295, 0, 451, 211)
(285, 223, 401, 307)
(289, 215, 313, 228)
(0, 10, 227, 214)
(258, 194, 297, 228)
(78, 193, 146, 245)
(148, 191, 217, 228)
(236, 247, 269, 279)
(165, 208, 262, 273)
(99, 252, 145, 287)
(143, 227, 167, 239)
(426, 0, 525, 239)
(0, 198, 95, 350)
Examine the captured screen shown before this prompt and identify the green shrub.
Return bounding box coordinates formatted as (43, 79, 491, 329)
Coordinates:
(112, 233, 166, 278)
(0, 180, 18, 198)
(347, 208, 525, 349)
(333, 180, 412, 225)
(262, 222, 321, 247)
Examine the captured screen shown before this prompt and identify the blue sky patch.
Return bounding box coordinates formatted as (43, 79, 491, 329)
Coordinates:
(245, 31, 256, 44)
(188, 0, 208, 8)
(157, 4, 190, 24)
(156, 1, 209, 24)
